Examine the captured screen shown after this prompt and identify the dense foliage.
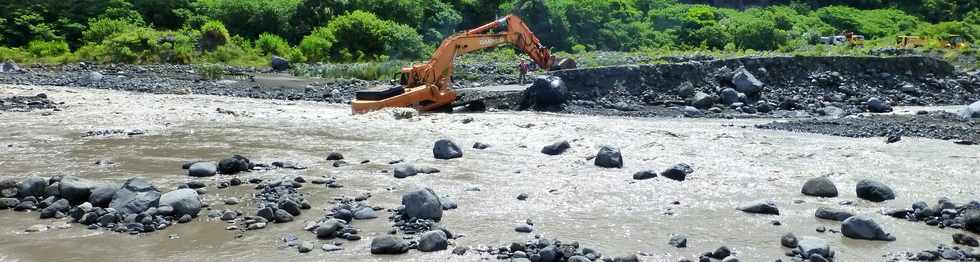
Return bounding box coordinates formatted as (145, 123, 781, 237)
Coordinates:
(1, 0, 978, 65)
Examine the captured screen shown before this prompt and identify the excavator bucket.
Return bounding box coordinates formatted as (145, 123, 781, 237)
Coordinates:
(351, 84, 457, 114)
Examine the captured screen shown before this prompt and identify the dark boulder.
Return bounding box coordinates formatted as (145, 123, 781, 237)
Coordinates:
(661, 164, 693, 181)
(188, 162, 217, 177)
(737, 199, 779, 215)
(801, 177, 838, 198)
(963, 209, 980, 234)
(690, 92, 718, 109)
(418, 230, 449, 252)
(953, 233, 979, 247)
(814, 207, 854, 221)
(159, 189, 202, 217)
(59, 176, 98, 205)
(370, 236, 410, 254)
(866, 97, 892, 113)
(732, 67, 764, 95)
(632, 170, 658, 180)
(271, 56, 289, 71)
(797, 236, 831, 259)
(541, 140, 571, 155)
(88, 184, 118, 207)
(315, 219, 345, 238)
(0, 198, 19, 209)
(393, 164, 418, 178)
(108, 177, 161, 214)
(40, 198, 70, 219)
(523, 76, 567, 108)
(401, 188, 443, 220)
(720, 88, 739, 105)
(855, 179, 895, 202)
(594, 146, 623, 168)
(325, 152, 344, 160)
(668, 234, 688, 248)
(433, 139, 462, 160)
(17, 176, 46, 198)
(781, 233, 798, 248)
(217, 155, 253, 174)
(841, 215, 896, 241)
(473, 142, 490, 149)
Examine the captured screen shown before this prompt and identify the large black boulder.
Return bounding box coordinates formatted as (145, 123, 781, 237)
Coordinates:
(370, 236, 410, 254)
(594, 146, 623, 168)
(108, 177, 161, 214)
(433, 139, 463, 160)
(541, 140, 571, 155)
(89, 184, 118, 207)
(188, 162, 217, 177)
(159, 189, 202, 218)
(523, 76, 567, 108)
(59, 176, 98, 205)
(271, 56, 290, 71)
(17, 176, 47, 198)
(417, 230, 449, 252)
(855, 179, 895, 202)
(841, 215, 896, 241)
(964, 209, 980, 234)
(217, 155, 253, 174)
(661, 163, 694, 181)
(732, 67, 764, 95)
(801, 177, 838, 198)
(401, 188, 443, 221)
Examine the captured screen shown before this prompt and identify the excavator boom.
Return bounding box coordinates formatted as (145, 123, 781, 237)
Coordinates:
(351, 15, 573, 114)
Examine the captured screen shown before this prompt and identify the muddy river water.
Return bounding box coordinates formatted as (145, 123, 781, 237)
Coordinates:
(0, 85, 978, 261)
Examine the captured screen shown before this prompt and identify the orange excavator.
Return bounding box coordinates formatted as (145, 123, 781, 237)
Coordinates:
(351, 14, 576, 114)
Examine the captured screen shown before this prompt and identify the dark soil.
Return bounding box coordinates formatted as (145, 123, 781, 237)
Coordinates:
(757, 111, 980, 144)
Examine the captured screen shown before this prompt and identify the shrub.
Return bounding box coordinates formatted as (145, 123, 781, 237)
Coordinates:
(83, 18, 143, 44)
(195, 63, 225, 80)
(0, 47, 34, 63)
(298, 27, 335, 63)
(200, 20, 231, 51)
(255, 33, 290, 56)
(27, 40, 70, 57)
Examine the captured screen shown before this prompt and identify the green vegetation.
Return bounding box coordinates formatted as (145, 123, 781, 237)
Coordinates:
(195, 63, 225, 80)
(1, 0, 978, 75)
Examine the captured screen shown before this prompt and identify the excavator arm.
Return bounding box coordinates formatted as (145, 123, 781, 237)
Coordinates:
(351, 14, 574, 114)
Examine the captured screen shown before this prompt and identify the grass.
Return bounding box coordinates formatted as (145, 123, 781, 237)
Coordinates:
(291, 61, 405, 81)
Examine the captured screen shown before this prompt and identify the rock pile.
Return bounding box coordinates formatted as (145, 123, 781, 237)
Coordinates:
(884, 197, 980, 233)
(251, 178, 310, 225)
(0, 176, 202, 234)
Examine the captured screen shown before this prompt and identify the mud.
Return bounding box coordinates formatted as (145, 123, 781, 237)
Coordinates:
(757, 111, 980, 145)
(2, 84, 980, 262)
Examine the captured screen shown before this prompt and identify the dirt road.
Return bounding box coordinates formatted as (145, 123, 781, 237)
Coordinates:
(1, 85, 978, 261)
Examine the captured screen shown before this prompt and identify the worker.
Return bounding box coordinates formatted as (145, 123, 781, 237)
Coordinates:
(518, 59, 530, 84)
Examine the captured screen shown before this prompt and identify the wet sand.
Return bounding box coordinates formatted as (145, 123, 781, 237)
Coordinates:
(1, 84, 978, 261)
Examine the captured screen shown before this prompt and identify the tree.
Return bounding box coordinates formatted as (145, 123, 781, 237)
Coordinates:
(506, 0, 572, 51)
(300, 11, 425, 62)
